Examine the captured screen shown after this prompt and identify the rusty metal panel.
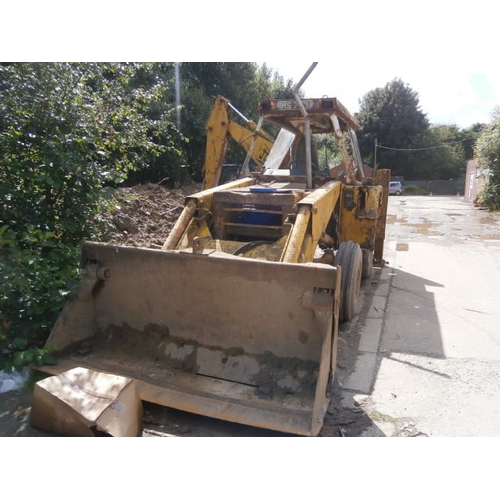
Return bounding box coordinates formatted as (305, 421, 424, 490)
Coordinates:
(374, 169, 390, 262)
(339, 186, 381, 249)
(257, 98, 360, 133)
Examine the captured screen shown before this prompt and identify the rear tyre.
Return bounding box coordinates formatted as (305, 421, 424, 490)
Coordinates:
(336, 241, 363, 323)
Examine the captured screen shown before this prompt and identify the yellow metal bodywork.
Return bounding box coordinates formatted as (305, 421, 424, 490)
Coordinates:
(282, 180, 342, 263)
(42, 175, 347, 436)
(339, 184, 384, 249)
(165, 176, 346, 265)
(373, 169, 390, 263)
(202, 95, 274, 190)
(41, 171, 388, 436)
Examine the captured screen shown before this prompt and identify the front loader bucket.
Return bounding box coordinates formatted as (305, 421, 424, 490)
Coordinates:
(41, 241, 340, 436)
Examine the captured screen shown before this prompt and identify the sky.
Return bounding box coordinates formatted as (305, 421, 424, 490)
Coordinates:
(263, 61, 500, 130)
(5, 1, 499, 131)
(260, 1, 500, 130)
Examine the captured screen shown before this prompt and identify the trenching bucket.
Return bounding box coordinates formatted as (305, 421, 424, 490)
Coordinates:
(41, 241, 340, 436)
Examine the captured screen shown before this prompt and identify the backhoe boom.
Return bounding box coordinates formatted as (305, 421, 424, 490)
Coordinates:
(202, 95, 274, 189)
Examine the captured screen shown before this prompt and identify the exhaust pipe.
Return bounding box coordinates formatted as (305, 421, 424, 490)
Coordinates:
(293, 62, 318, 190)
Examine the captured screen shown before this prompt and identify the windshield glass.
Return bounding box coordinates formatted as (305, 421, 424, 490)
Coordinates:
(263, 128, 295, 172)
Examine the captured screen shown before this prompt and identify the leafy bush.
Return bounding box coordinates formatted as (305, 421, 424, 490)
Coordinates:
(0, 63, 178, 372)
(0, 62, 296, 373)
(0, 225, 78, 371)
(475, 110, 500, 211)
(402, 184, 430, 195)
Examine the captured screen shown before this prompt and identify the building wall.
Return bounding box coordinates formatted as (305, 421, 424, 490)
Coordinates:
(464, 160, 486, 202)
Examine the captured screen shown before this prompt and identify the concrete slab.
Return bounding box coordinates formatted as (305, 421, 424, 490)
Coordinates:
(343, 352, 378, 393)
(358, 317, 384, 353)
(366, 295, 388, 319)
(364, 195, 500, 437)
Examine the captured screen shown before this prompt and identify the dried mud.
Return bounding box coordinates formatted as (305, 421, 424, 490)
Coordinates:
(100, 182, 202, 248)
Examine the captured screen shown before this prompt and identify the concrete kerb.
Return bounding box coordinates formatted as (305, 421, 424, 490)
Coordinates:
(340, 245, 396, 408)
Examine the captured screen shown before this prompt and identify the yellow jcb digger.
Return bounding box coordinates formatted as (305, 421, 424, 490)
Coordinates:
(39, 63, 389, 436)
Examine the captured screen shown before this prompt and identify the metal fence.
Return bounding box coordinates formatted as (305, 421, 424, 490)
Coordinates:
(403, 179, 465, 196)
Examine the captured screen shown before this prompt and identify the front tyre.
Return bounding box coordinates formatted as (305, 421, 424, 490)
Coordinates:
(336, 241, 363, 323)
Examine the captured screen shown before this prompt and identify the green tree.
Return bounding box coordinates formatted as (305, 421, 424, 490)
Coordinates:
(174, 62, 295, 183)
(475, 109, 500, 210)
(119, 62, 189, 186)
(357, 78, 429, 178)
(462, 123, 485, 160)
(423, 125, 468, 180)
(0, 62, 178, 372)
(315, 134, 341, 172)
(254, 63, 296, 101)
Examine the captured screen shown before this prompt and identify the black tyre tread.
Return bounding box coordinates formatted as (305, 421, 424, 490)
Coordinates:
(336, 241, 363, 323)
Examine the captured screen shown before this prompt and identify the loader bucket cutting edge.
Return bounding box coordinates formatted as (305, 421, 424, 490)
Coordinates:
(41, 241, 340, 436)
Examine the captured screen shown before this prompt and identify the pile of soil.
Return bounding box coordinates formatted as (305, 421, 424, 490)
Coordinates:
(101, 182, 202, 248)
